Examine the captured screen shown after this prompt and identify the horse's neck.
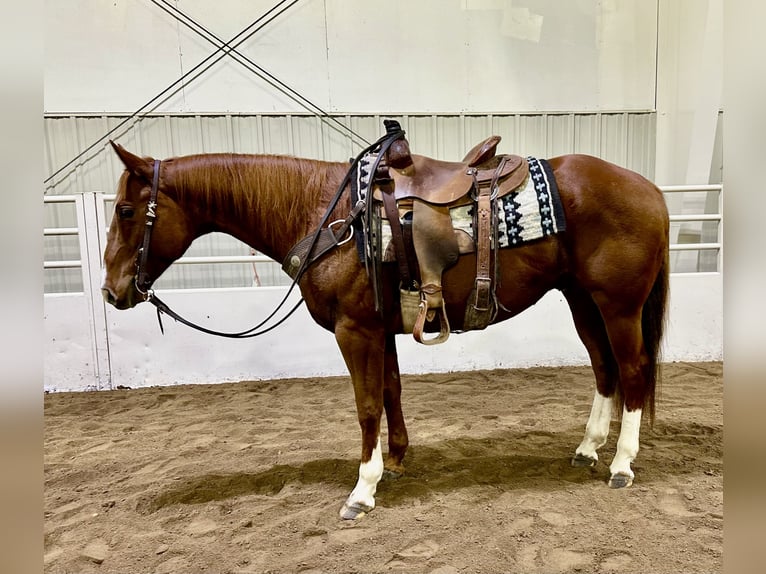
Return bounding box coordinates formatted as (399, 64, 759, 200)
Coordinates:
(166, 154, 346, 263)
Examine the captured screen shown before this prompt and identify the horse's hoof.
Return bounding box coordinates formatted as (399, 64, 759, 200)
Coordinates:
(339, 502, 373, 521)
(382, 468, 404, 481)
(608, 472, 634, 489)
(571, 453, 597, 467)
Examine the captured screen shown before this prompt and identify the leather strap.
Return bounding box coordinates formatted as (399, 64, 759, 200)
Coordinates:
(135, 159, 161, 295)
(282, 200, 363, 280)
(472, 180, 493, 311)
(380, 178, 413, 290)
(464, 156, 507, 329)
(400, 214, 418, 285)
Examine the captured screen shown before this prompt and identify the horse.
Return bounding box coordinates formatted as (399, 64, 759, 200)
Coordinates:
(101, 128, 669, 520)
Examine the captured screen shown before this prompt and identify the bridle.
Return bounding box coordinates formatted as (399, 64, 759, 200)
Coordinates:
(130, 159, 305, 338)
(134, 159, 161, 298)
(127, 123, 407, 338)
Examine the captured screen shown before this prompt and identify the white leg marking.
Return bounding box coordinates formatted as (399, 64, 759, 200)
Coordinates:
(610, 407, 642, 483)
(341, 437, 383, 518)
(575, 391, 612, 461)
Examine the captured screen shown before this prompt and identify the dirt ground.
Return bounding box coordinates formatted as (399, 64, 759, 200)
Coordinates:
(44, 362, 722, 574)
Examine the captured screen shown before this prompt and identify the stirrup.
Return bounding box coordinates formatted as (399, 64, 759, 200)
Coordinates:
(412, 297, 450, 345)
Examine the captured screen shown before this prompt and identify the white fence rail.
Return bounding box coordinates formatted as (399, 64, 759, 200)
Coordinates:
(44, 184, 723, 291)
(43, 186, 723, 391)
(663, 184, 722, 274)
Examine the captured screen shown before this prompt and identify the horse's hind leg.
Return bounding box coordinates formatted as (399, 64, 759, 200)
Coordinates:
(563, 286, 619, 467)
(335, 320, 387, 520)
(382, 333, 408, 478)
(595, 302, 653, 488)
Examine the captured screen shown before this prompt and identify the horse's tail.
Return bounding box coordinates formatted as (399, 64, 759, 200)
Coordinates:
(641, 246, 670, 424)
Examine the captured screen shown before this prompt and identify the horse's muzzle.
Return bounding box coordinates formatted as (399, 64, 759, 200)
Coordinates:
(102, 286, 134, 310)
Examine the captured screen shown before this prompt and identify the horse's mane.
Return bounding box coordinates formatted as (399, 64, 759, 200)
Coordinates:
(165, 153, 347, 223)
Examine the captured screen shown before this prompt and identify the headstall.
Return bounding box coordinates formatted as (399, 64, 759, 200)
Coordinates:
(134, 159, 161, 298)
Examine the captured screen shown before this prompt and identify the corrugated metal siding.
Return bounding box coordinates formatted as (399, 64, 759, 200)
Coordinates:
(44, 112, 657, 292)
(45, 112, 657, 190)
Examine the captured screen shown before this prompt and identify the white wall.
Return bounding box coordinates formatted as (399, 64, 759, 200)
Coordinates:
(655, 0, 723, 186)
(44, 0, 657, 113)
(44, 273, 722, 392)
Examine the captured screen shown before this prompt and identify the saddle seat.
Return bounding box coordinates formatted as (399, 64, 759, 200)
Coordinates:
(375, 130, 529, 345)
(373, 141, 527, 206)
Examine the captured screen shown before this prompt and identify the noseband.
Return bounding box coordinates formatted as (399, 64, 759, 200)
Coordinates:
(134, 159, 161, 298)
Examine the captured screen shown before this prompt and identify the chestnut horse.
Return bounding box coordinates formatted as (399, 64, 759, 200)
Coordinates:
(102, 135, 669, 520)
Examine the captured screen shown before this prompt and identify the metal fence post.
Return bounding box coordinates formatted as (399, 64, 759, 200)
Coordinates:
(76, 192, 112, 389)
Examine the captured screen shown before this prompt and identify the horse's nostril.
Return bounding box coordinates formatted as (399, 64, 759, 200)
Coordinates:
(101, 288, 116, 305)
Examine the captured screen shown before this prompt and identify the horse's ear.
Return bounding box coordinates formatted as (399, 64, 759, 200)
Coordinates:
(110, 140, 154, 182)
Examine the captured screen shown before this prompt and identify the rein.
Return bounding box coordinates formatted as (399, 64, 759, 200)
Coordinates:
(134, 124, 406, 338)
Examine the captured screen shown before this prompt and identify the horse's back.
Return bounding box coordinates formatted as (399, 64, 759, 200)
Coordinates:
(549, 153, 663, 204)
(549, 153, 668, 236)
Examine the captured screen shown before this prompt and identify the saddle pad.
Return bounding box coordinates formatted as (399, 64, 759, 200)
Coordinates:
(377, 156, 566, 258)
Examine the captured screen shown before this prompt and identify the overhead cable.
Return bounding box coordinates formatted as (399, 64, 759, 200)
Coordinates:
(45, 0, 301, 189)
(153, 0, 369, 148)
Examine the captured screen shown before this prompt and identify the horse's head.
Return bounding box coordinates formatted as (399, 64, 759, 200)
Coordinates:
(102, 142, 193, 309)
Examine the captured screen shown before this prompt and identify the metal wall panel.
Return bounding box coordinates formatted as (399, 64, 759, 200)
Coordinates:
(45, 111, 658, 197)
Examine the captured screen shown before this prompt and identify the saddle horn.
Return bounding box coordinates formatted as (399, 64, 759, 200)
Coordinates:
(382, 120, 413, 170)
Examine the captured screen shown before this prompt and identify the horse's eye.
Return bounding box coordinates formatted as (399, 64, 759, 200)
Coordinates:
(117, 206, 135, 220)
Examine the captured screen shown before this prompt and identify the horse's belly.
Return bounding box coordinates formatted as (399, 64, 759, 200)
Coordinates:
(440, 240, 562, 330)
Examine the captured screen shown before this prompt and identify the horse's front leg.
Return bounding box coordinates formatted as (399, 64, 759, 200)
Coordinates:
(335, 318, 387, 520)
(382, 333, 408, 477)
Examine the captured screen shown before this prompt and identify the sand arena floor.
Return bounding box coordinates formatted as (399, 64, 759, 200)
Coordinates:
(44, 362, 722, 574)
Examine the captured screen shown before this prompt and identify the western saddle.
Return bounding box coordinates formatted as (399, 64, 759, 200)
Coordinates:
(373, 121, 529, 344)
(281, 120, 529, 345)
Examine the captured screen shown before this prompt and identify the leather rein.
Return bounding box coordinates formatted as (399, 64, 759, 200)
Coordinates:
(132, 127, 406, 338)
